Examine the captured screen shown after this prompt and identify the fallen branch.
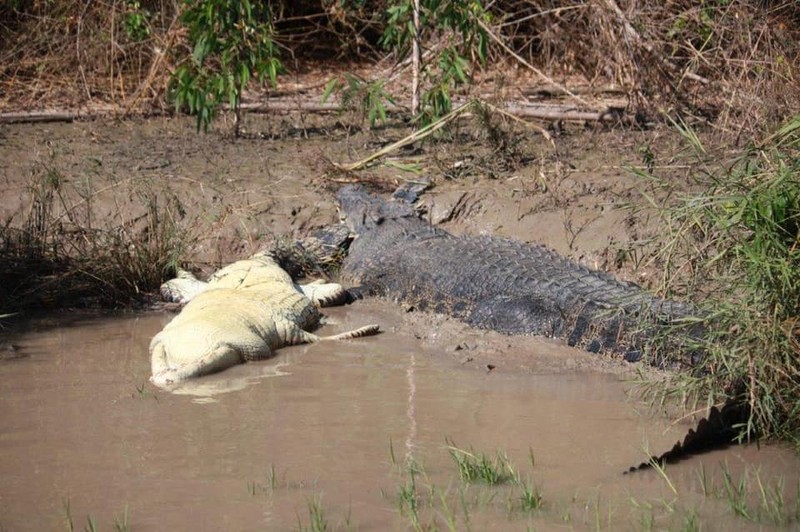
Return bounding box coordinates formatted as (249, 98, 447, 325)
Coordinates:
(331, 100, 473, 172)
(330, 99, 562, 172)
(0, 97, 630, 125)
(505, 103, 626, 122)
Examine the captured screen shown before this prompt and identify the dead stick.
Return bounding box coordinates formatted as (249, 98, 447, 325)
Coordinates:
(480, 101, 554, 144)
(334, 101, 474, 172)
(475, 18, 591, 107)
(123, 14, 181, 116)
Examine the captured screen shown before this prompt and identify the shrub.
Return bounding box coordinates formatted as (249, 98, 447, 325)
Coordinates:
(168, 0, 282, 135)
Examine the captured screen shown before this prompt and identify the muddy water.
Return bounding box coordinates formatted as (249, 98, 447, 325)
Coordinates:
(1, 302, 798, 531)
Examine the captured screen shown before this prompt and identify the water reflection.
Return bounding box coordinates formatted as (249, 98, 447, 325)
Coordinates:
(161, 361, 292, 403)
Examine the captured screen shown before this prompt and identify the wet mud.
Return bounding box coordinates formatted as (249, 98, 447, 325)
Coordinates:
(0, 114, 700, 284)
(1, 302, 798, 530)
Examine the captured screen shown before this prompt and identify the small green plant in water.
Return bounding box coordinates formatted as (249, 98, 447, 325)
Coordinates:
(62, 499, 130, 532)
(307, 497, 328, 532)
(445, 439, 516, 485)
(113, 505, 130, 532)
(681, 508, 700, 532)
(397, 459, 421, 526)
(517, 479, 544, 512)
(721, 462, 751, 519)
(169, 0, 282, 135)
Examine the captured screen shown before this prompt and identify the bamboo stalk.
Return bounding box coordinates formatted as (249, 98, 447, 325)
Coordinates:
(411, 0, 421, 117)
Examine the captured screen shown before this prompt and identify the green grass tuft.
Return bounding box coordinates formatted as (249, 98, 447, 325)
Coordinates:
(445, 439, 517, 485)
(517, 479, 544, 512)
(635, 113, 800, 445)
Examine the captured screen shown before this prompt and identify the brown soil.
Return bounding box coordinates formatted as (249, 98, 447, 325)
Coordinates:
(0, 112, 706, 274)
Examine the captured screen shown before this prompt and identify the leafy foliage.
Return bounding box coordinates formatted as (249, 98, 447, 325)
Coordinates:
(381, 0, 490, 126)
(322, 73, 395, 128)
(168, 0, 282, 134)
(123, 0, 152, 42)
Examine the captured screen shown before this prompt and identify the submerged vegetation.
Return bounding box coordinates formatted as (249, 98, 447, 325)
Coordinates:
(259, 440, 800, 529)
(0, 0, 798, 458)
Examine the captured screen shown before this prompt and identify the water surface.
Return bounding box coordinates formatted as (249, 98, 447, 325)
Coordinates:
(1, 302, 798, 530)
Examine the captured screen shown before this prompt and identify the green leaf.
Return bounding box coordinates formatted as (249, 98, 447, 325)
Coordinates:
(192, 36, 207, 64)
(322, 78, 340, 104)
(239, 62, 250, 88)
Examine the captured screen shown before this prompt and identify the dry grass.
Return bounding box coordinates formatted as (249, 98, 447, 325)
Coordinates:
(0, 162, 192, 312)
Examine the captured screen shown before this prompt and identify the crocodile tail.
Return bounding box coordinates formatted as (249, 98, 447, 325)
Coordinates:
(322, 324, 380, 341)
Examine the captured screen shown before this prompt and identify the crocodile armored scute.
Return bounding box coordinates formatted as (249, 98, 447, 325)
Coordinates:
(336, 184, 696, 361)
(150, 253, 379, 385)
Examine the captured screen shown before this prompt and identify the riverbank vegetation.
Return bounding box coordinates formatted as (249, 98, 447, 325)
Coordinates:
(0, 163, 190, 311)
(2, 1, 798, 136)
(638, 114, 800, 446)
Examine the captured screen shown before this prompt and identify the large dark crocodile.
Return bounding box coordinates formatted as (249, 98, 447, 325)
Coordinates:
(333, 184, 748, 470)
(336, 184, 697, 365)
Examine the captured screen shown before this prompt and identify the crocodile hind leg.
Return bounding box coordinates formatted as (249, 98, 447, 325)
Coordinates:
(466, 294, 567, 337)
(273, 322, 381, 348)
(295, 279, 348, 307)
(160, 269, 209, 304)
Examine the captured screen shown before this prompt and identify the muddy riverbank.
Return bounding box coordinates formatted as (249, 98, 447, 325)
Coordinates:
(2, 116, 798, 530)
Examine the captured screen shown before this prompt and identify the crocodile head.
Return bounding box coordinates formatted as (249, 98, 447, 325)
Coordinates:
(336, 185, 416, 234)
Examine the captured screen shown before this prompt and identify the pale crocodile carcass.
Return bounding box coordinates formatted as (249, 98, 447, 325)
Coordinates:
(335, 184, 697, 365)
(150, 253, 379, 386)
